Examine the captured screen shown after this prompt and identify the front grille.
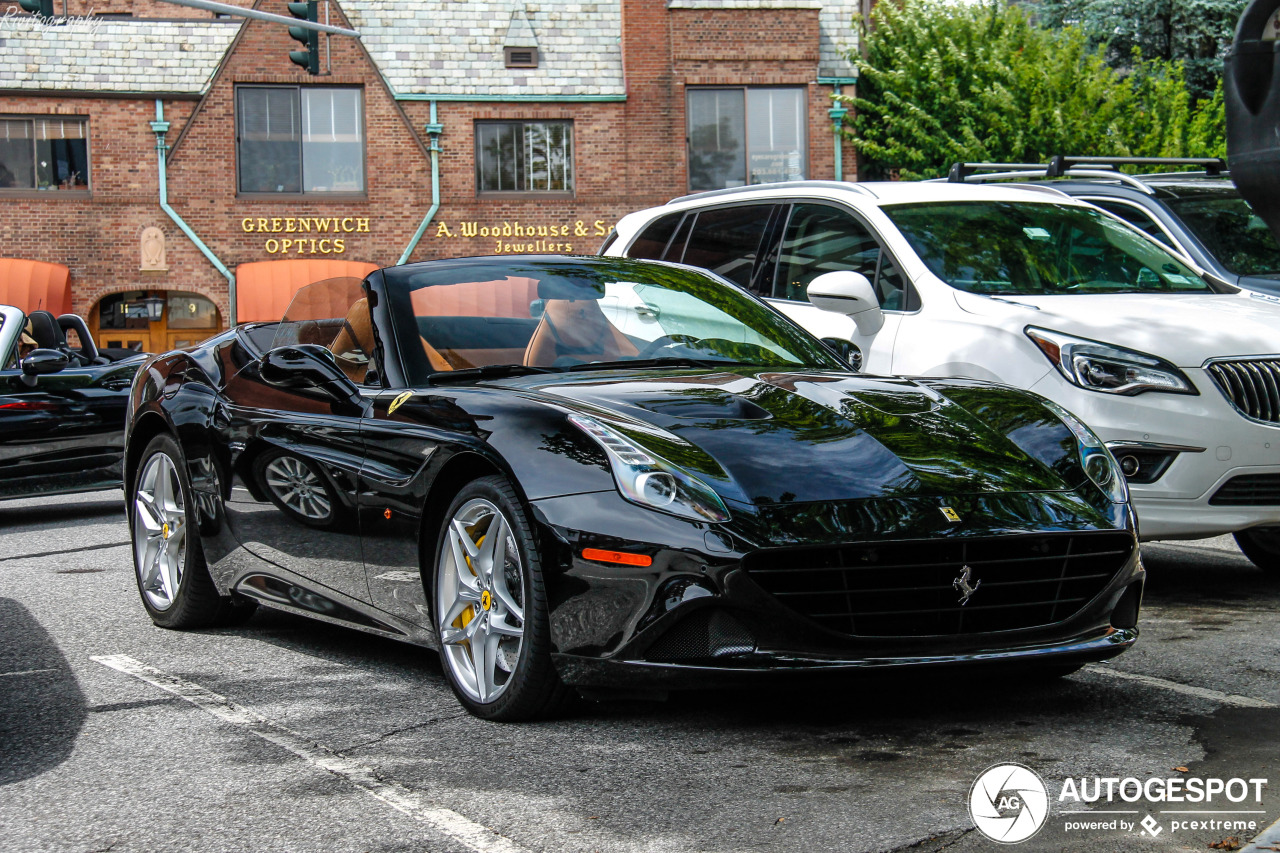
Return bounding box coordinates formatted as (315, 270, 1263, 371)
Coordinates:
(645, 609, 756, 662)
(1207, 359, 1280, 424)
(1210, 474, 1280, 506)
(742, 532, 1133, 637)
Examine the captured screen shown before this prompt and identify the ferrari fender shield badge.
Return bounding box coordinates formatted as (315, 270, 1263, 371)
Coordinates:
(940, 506, 962, 522)
(388, 391, 413, 415)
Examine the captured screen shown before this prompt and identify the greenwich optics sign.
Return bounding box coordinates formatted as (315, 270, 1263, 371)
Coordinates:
(242, 216, 369, 255)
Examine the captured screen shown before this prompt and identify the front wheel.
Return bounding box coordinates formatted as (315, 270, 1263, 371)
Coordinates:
(1233, 527, 1280, 575)
(433, 475, 570, 721)
(131, 434, 256, 628)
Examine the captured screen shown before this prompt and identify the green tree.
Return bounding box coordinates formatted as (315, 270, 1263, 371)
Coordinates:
(1024, 0, 1245, 101)
(846, 0, 1226, 179)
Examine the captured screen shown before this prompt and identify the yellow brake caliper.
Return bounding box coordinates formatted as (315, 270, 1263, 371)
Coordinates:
(452, 530, 486, 639)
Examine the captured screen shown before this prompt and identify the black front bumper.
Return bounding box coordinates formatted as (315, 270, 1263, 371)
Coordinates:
(531, 491, 1144, 690)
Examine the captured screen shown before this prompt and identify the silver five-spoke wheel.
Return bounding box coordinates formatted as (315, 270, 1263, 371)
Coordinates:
(133, 452, 188, 611)
(436, 498, 526, 703)
(263, 455, 331, 520)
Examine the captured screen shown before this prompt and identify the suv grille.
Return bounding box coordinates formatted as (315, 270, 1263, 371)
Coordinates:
(742, 532, 1133, 637)
(1207, 359, 1280, 424)
(1209, 474, 1280, 506)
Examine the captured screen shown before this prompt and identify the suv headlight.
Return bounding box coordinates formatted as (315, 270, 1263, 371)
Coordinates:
(569, 415, 730, 523)
(1041, 400, 1129, 503)
(1026, 327, 1196, 396)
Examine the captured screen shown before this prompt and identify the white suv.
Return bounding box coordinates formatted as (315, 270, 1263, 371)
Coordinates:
(603, 180, 1280, 571)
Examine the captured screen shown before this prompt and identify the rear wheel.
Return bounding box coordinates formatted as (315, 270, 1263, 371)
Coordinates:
(1233, 527, 1280, 575)
(433, 475, 570, 721)
(131, 434, 256, 628)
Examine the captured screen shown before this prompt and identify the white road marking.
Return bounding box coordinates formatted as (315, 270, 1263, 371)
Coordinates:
(91, 654, 528, 853)
(0, 668, 56, 677)
(1084, 665, 1276, 709)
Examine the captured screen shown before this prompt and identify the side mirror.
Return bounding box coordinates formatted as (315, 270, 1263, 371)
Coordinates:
(20, 349, 71, 386)
(806, 271, 885, 335)
(259, 344, 360, 405)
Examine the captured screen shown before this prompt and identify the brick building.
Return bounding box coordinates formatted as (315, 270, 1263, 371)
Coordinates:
(0, 0, 859, 350)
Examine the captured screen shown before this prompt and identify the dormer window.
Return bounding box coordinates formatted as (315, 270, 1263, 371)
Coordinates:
(504, 47, 538, 68)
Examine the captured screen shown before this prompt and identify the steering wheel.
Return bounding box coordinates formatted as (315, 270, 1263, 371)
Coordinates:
(638, 334, 704, 358)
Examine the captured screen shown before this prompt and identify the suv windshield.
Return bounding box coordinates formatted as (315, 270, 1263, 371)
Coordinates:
(382, 257, 843, 382)
(882, 201, 1213, 296)
(1164, 193, 1280, 278)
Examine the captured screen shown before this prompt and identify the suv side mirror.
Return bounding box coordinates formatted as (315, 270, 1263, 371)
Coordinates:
(20, 348, 71, 386)
(259, 344, 362, 408)
(807, 271, 885, 335)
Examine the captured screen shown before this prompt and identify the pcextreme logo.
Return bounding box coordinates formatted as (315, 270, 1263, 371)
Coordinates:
(969, 764, 1050, 843)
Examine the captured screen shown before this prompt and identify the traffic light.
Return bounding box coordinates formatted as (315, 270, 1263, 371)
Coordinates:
(287, 1, 320, 75)
(18, 0, 55, 17)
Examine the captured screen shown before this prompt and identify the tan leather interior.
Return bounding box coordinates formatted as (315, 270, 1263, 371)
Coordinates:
(523, 299, 638, 367)
(329, 298, 375, 383)
(421, 336, 453, 372)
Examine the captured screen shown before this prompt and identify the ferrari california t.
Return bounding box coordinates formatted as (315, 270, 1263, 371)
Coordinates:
(124, 256, 1143, 720)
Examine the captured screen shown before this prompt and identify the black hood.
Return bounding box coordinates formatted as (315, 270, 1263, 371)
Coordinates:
(500, 368, 1083, 506)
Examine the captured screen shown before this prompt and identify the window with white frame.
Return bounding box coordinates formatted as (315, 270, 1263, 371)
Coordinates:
(236, 86, 365, 194)
(687, 88, 807, 191)
(475, 120, 574, 194)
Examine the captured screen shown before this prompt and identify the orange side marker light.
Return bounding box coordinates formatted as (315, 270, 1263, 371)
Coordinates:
(384, 508, 392, 520)
(582, 548, 653, 567)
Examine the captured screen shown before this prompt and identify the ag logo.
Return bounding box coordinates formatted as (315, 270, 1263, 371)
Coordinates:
(968, 763, 1049, 844)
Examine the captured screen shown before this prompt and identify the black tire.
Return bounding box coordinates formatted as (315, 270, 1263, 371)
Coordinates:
(432, 475, 572, 721)
(1234, 527, 1280, 575)
(130, 434, 257, 629)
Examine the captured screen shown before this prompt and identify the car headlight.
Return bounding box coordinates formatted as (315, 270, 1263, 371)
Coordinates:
(568, 414, 730, 523)
(1026, 327, 1196, 396)
(1041, 400, 1129, 503)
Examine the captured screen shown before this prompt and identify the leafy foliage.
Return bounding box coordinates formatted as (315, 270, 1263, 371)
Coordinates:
(846, 0, 1226, 180)
(1024, 0, 1245, 101)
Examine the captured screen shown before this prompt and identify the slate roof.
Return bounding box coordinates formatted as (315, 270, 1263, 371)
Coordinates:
(344, 1, 627, 98)
(0, 17, 240, 94)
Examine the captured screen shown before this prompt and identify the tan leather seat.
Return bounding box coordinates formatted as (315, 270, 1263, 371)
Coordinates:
(329, 298, 375, 383)
(523, 299, 638, 367)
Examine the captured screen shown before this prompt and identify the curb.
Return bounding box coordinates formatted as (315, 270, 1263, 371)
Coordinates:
(1243, 815, 1280, 852)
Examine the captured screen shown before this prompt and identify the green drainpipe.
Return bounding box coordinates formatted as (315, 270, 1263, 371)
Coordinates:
(829, 84, 849, 183)
(151, 100, 237, 321)
(398, 100, 443, 266)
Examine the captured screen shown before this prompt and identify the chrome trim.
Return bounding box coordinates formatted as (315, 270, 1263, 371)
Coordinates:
(1104, 441, 1205, 454)
(1202, 355, 1280, 427)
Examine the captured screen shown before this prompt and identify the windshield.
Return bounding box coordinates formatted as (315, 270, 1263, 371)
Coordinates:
(382, 256, 843, 383)
(883, 201, 1213, 296)
(1165, 193, 1280, 278)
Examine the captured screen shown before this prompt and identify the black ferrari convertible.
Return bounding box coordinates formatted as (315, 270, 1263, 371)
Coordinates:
(124, 256, 1143, 720)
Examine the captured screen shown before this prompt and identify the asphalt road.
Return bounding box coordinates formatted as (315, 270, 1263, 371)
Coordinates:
(2, 490, 1279, 853)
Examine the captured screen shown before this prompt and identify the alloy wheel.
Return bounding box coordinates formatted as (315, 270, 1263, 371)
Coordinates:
(133, 452, 188, 611)
(263, 455, 331, 520)
(436, 498, 526, 703)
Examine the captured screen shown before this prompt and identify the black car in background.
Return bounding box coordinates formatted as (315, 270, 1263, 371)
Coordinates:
(948, 156, 1280, 297)
(123, 256, 1143, 721)
(1, 304, 145, 500)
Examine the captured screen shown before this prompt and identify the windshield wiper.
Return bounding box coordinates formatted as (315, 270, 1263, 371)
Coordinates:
(566, 356, 746, 372)
(426, 364, 555, 385)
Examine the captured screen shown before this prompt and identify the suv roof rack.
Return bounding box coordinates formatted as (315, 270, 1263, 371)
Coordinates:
(667, 180, 878, 205)
(946, 157, 1228, 190)
(1044, 156, 1226, 177)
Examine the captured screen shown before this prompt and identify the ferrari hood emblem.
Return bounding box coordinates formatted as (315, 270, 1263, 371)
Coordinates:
(388, 391, 413, 415)
(953, 566, 981, 605)
(940, 506, 962, 522)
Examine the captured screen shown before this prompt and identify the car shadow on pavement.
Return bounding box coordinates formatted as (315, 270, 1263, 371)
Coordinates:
(0, 597, 87, 786)
(0, 494, 124, 533)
